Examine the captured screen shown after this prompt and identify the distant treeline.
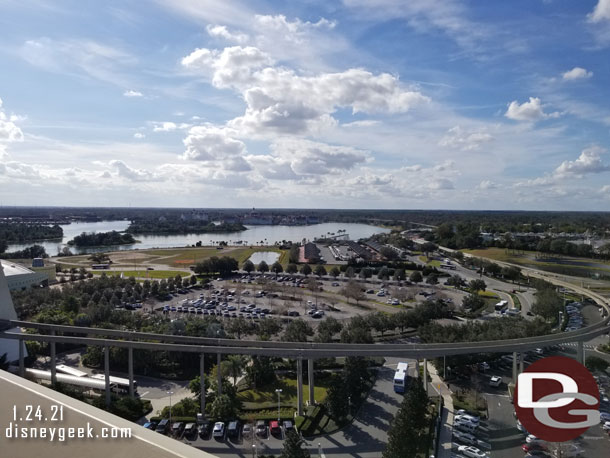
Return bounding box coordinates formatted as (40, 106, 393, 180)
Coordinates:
(0, 222, 63, 244)
(67, 231, 136, 247)
(0, 244, 48, 259)
(126, 220, 246, 235)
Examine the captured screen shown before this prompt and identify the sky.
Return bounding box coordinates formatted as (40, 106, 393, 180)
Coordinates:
(1, 0, 610, 210)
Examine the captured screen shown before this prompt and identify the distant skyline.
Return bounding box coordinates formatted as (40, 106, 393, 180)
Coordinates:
(1, 0, 610, 210)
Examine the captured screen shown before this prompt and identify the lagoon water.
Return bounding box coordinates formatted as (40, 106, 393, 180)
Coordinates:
(7, 221, 390, 255)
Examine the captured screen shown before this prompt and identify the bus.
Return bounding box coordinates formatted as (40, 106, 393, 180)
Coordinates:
(56, 364, 88, 377)
(91, 374, 137, 393)
(494, 300, 508, 312)
(393, 362, 409, 393)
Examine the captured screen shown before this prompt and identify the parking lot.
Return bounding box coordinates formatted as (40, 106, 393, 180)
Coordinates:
(449, 345, 610, 458)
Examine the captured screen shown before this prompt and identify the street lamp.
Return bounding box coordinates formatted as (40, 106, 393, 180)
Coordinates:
(252, 444, 256, 458)
(167, 390, 174, 425)
(275, 388, 283, 422)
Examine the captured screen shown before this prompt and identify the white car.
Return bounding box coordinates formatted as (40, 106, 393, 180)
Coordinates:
(457, 445, 488, 458)
(600, 411, 610, 422)
(602, 421, 610, 431)
(455, 415, 479, 427)
(455, 412, 480, 425)
(212, 422, 225, 438)
(489, 375, 502, 387)
(453, 430, 477, 445)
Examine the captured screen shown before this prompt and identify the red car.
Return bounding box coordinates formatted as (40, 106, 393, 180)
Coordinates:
(522, 444, 548, 453)
(269, 420, 281, 435)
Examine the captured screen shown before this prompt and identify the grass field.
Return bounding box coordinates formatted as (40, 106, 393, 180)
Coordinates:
(464, 247, 610, 280)
(418, 255, 441, 267)
(238, 377, 329, 409)
(91, 269, 190, 279)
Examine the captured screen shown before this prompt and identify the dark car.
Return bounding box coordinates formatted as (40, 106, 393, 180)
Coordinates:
(156, 419, 170, 435)
(199, 420, 213, 439)
(227, 420, 240, 440)
(171, 421, 185, 438)
(183, 422, 197, 439)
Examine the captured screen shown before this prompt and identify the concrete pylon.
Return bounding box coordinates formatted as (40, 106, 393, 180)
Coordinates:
(0, 263, 26, 363)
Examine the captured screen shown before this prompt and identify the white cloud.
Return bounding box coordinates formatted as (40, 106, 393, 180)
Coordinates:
(588, 0, 610, 23)
(505, 97, 561, 122)
(562, 67, 593, 81)
(182, 125, 248, 165)
(206, 24, 249, 44)
(438, 126, 493, 150)
(152, 121, 191, 132)
(478, 180, 497, 190)
(108, 160, 157, 181)
(0, 97, 24, 143)
(554, 146, 609, 177)
(182, 45, 429, 136)
(123, 89, 143, 97)
(429, 178, 455, 190)
(341, 120, 380, 128)
(133, 132, 145, 139)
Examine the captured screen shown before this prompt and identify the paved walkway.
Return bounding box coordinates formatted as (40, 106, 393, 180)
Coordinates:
(427, 363, 454, 458)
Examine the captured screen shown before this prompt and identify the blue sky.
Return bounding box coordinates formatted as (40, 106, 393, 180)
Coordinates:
(1, 0, 610, 210)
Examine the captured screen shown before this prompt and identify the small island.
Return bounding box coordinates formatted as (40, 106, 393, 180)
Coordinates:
(126, 220, 246, 235)
(67, 231, 137, 247)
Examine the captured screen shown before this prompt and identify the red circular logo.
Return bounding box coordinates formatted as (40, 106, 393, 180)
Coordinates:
(514, 356, 599, 442)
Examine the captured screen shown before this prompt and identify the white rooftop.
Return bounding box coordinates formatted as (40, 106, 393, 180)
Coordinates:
(0, 259, 34, 276)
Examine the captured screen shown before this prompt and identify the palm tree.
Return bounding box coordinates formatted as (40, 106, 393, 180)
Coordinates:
(224, 355, 247, 386)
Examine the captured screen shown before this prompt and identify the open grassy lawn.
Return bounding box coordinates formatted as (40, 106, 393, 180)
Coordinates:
(418, 255, 441, 267)
(238, 377, 329, 410)
(91, 269, 190, 279)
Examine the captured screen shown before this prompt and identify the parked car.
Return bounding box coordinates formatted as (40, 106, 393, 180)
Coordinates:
(453, 430, 477, 445)
(457, 445, 488, 458)
(183, 422, 197, 439)
(242, 423, 253, 439)
(171, 421, 185, 438)
(213, 422, 225, 439)
(143, 421, 157, 431)
(156, 419, 170, 435)
(256, 420, 267, 437)
(269, 420, 281, 435)
(283, 420, 294, 433)
(489, 375, 502, 387)
(227, 420, 240, 439)
(198, 421, 212, 439)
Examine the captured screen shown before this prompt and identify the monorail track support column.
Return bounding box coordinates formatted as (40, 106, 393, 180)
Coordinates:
(297, 358, 304, 416)
(104, 344, 111, 408)
(50, 330, 57, 388)
(577, 341, 584, 365)
(200, 353, 206, 415)
(217, 353, 222, 396)
(308, 358, 314, 406)
(128, 346, 135, 398)
(423, 358, 428, 395)
(512, 352, 518, 384)
(519, 353, 524, 375)
(18, 337, 24, 377)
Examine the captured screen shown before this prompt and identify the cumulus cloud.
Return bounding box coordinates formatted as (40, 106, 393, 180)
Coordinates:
(182, 44, 429, 136)
(588, 0, 610, 23)
(554, 146, 609, 177)
(152, 121, 191, 132)
(0, 97, 25, 143)
(249, 138, 368, 179)
(133, 132, 145, 139)
(182, 124, 250, 172)
(562, 67, 593, 81)
(108, 160, 157, 181)
(206, 24, 249, 43)
(478, 180, 497, 190)
(505, 97, 561, 122)
(123, 89, 143, 97)
(438, 126, 493, 151)
(429, 178, 455, 190)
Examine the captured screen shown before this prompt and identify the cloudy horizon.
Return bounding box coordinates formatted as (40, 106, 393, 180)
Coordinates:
(1, 0, 610, 211)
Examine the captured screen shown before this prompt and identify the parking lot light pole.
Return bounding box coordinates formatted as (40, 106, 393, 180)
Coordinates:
(252, 444, 256, 458)
(167, 391, 174, 425)
(275, 388, 282, 422)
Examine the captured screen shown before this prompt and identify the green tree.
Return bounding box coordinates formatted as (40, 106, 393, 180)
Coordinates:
(286, 263, 298, 274)
(329, 266, 341, 278)
(280, 429, 311, 458)
(425, 274, 438, 285)
(300, 264, 312, 276)
(531, 287, 562, 321)
(393, 268, 406, 281)
(409, 271, 423, 283)
(210, 394, 238, 419)
(271, 261, 283, 274)
(243, 260, 255, 273)
(314, 265, 327, 277)
(585, 355, 609, 373)
(462, 293, 485, 311)
(315, 316, 343, 342)
(224, 355, 247, 386)
(468, 279, 487, 292)
(341, 280, 365, 304)
(325, 375, 349, 419)
(282, 319, 313, 342)
(258, 260, 269, 273)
